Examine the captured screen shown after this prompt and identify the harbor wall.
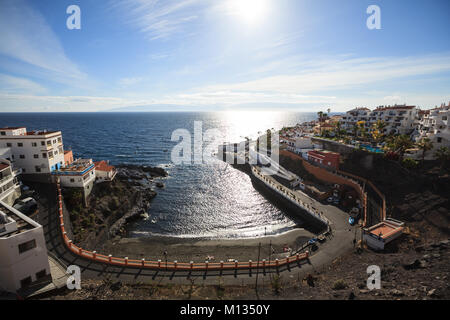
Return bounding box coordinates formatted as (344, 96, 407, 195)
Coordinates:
(250, 175, 326, 234)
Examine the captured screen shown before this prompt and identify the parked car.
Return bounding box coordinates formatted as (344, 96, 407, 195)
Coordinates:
(349, 216, 356, 225)
(13, 197, 38, 215)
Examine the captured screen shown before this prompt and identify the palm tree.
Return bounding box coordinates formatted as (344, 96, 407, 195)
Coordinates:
(335, 121, 342, 139)
(393, 135, 414, 160)
(416, 138, 434, 162)
(356, 121, 366, 141)
(352, 124, 358, 139)
(372, 120, 386, 145)
(317, 111, 325, 136)
(434, 146, 450, 172)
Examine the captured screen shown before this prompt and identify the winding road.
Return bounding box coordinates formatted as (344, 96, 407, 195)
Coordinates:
(33, 158, 358, 287)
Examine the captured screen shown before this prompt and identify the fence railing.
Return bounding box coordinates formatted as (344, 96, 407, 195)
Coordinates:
(251, 166, 330, 226)
(56, 181, 309, 271)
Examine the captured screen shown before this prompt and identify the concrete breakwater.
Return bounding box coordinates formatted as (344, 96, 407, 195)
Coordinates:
(249, 165, 329, 233)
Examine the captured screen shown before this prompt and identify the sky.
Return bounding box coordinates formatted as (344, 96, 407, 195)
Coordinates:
(0, 0, 449, 112)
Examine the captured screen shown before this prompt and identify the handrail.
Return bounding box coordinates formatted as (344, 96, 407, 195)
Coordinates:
(251, 166, 330, 226)
(56, 181, 309, 271)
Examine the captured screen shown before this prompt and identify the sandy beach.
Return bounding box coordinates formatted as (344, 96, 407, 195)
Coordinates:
(100, 228, 314, 264)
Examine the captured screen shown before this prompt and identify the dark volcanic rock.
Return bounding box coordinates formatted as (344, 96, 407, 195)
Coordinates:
(142, 166, 168, 177)
(116, 164, 168, 179)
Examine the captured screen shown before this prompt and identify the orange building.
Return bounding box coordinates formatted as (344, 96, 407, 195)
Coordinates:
(64, 150, 73, 167)
(307, 150, 340, 170)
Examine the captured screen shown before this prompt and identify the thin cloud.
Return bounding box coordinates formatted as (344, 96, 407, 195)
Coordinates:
(113, 0, 208, 40)
(198, 53, 450, 94)
(0, 74, 47, 94)
(0, 0, 88, 87)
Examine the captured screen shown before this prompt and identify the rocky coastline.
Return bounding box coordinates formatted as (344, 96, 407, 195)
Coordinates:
(109, 165, 169, 238)
(64, 164, 168, 250)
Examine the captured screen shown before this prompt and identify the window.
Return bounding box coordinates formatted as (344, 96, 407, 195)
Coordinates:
(443, 116, 448, 121)
(48, 151, 53, 159)
(32, 142, 37, 147)
(20, 277, 32, 288)
(18, 143, 23, 147)
(35, 166, 41, 173)
(58, 137, 62, 143)
(19, 155, 25, 159)
(0, 131, 5, 136)
(70, 178, 75, 183)
(41, 141, 45, 146)
(18, 239, 36, 254)
(437, 137, 442, 143)
(36, 269, 47, 279)
(53, 139, 56, 144)
(6, 143, 12, 147)
(34, 154, 39, 159)
(22, 168, 26, 173)
(47, 140, 51, 146)
(42, 153, 47, 158)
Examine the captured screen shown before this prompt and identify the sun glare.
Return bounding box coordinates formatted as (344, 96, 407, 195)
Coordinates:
(228, 0, 269, 25)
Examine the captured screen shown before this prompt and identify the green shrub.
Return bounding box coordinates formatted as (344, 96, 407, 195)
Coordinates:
(332, 279, 347, 290)
(401, 158, 418, 169)
(271, 275, 282, 295)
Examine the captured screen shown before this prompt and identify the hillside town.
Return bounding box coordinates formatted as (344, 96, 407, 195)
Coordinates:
(279, 102, 450, 165)
(0, 102, 449, 299)
(0, 127, 116, 295)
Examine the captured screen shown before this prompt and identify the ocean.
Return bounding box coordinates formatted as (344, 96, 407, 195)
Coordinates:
(0, 111, 317, 239)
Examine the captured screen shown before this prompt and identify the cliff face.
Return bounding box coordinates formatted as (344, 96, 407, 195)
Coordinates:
(63, 165, 167, 251)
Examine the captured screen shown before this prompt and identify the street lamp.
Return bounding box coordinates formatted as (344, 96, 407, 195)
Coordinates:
(163, 250, 168, 271)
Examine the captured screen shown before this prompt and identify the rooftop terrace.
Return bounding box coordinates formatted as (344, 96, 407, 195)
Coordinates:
(0, 201, 40, 238)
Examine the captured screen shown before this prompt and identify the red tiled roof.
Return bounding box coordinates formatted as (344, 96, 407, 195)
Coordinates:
(0, 163, 10, 171)
(94, 160, 115, 172)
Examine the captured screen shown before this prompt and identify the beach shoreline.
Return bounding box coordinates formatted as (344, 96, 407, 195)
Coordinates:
(100, 228, 314, 264)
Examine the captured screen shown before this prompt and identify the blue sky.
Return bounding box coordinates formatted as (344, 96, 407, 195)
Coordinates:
(0, 0, 449, 112)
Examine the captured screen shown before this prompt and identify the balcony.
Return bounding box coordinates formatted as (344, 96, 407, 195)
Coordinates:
(0, 173, 12, 186)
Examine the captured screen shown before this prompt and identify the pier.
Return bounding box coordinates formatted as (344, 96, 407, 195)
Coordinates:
(250, 165, 330, 227)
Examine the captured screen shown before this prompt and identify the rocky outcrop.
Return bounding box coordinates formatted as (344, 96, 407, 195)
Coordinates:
(65, 164, 168, 249)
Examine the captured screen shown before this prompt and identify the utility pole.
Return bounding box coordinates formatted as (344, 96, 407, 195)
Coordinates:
(255, 242, 261, 299)
(164, 250, 167, 272)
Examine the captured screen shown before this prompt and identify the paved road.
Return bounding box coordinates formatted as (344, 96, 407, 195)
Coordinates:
(34, 171, 357, 288)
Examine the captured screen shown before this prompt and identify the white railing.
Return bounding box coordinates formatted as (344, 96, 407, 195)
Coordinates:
(251, 166, 329, 226)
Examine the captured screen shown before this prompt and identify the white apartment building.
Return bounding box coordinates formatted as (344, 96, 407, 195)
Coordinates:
(295, 136, 314, 150)
(0, 127, 65, 176)
(416, 103, 450, 152)
(340, 105, 418, 135)
(53, 158, 96, 198)
(0, 201, 50, 293)
(0, 159, 21, 206)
